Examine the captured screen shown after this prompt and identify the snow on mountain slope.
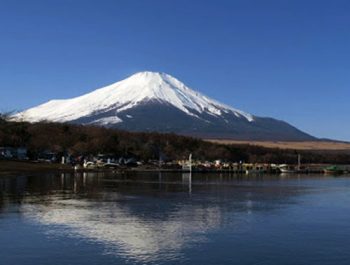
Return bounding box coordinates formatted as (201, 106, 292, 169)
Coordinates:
(14, 72, 254, 124)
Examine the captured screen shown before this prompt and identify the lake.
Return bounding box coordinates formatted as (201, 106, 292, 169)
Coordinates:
(1, 172, 350, 265)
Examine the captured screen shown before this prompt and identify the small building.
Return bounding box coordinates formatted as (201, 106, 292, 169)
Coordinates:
(16, 147, 28, 160)
(0, 147, 14, 158)
(0, 147, 28, 160)
(37, 151, 57, 163)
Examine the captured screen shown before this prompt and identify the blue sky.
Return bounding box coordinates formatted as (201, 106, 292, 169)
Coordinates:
(1, 0, 349, 141)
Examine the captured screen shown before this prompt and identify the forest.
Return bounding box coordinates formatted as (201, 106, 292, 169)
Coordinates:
(1, 114, 350, 164)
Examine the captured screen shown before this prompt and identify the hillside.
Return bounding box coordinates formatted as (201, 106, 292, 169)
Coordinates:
(1, 117, 349, 164)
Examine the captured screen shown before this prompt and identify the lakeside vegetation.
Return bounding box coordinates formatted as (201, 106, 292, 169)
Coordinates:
(1, 115, 350, 165)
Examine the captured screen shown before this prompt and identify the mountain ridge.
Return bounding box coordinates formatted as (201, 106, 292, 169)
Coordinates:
(13, 71, 316, 141)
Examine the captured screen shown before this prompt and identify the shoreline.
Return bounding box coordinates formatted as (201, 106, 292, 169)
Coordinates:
(1, 160, 349, 176)
(0, 160, 74, 176)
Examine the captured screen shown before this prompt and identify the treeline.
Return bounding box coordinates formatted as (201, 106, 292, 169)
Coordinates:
(1, 116, 350, 164)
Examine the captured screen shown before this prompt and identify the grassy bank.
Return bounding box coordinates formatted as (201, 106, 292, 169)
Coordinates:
(0, 160, 73, 176)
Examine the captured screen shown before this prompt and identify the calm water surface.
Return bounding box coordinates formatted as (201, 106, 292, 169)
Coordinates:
(1, 172, 350, 265)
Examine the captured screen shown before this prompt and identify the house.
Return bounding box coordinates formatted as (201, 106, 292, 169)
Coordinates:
(0, 147, 14, 158)
(0, 147, 28, 160)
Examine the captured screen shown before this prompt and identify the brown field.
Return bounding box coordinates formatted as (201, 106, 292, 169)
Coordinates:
(205, 140, 350, 150)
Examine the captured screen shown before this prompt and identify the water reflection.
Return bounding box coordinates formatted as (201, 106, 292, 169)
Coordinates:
(182, 172, 192, 194)
(0, 172, 325, 263)
(22, 198, 222, 262)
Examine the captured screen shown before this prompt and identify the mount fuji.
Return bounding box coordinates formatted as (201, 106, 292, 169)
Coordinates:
(13, 71, 315, 141)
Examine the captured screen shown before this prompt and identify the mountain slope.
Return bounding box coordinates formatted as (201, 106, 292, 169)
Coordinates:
(13, 71, 315, 141)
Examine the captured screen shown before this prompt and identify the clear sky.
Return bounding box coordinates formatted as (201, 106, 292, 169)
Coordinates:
(1, 0, 349, 141)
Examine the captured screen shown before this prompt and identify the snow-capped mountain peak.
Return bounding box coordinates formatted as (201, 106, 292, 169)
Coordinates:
(14, 71, 254, 123)
(12, 71, 316, 141)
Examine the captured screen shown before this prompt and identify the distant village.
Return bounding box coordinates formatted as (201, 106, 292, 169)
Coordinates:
(1, 146, 349, 175)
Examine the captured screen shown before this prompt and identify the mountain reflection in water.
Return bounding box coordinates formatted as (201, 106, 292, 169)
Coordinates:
(1, 172, 349, 265)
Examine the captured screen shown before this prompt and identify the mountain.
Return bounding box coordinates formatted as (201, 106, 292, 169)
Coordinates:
(13, 71, 315, 141)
